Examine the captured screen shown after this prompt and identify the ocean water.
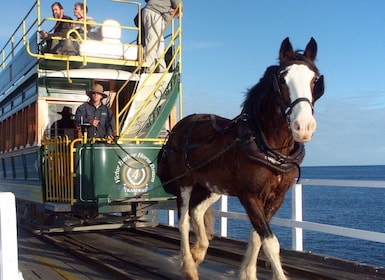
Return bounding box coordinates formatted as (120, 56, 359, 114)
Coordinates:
(223, 165, 385, 267)
(158, 165, 385, 267)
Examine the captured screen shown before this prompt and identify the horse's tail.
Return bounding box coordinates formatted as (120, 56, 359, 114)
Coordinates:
(204, 206, 215, 241)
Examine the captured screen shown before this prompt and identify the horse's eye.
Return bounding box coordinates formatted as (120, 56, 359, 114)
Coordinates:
(279, 77, 286, 85)
(313, 75, 324, 101)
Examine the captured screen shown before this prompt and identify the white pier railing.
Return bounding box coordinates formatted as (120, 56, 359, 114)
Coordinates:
(0, 192, 23, 280)
(164, 179, 385, 252)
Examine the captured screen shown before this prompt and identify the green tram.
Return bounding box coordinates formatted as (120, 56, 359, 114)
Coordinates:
(0, 0, 182, 230)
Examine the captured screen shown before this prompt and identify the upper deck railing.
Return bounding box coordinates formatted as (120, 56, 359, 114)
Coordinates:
(0, 0, 182, 147)
(1, 0, 182, 71)
(0, 1, 144, 99)
(0, 2, 37, 70)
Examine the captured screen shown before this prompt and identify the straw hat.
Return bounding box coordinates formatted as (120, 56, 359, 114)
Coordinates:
(87, 84, 108, 98)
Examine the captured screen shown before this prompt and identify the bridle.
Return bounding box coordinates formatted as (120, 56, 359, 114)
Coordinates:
(273, 67, 324, 125)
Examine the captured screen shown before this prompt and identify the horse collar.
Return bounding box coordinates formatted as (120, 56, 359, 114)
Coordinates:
(236, 114, 305, 174)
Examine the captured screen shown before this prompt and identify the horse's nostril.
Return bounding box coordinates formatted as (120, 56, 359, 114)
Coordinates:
(292, 118, 316, 134)
(292, 120, 301, 132)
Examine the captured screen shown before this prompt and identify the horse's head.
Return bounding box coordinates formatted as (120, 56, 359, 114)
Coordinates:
(275, 37, 324, 142)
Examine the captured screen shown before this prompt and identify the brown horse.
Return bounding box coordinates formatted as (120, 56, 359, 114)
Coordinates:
(157, 37, 324, 280)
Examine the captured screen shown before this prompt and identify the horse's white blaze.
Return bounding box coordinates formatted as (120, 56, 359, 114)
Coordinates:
(284, 64, 317, 142)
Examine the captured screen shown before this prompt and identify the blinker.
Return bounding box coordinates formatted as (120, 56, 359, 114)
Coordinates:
(314, 75, 324, 101)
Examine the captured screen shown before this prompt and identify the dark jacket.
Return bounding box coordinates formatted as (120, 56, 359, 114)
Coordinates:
(48, 15, 73, 39)
(75, 102, 115, 138)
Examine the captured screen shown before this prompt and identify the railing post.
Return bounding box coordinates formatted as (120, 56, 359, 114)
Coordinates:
(292, 183, 303, 251)
(219, 195, 228, 237)
(168, 209, 175, 226)
(0, 192, 22, 280)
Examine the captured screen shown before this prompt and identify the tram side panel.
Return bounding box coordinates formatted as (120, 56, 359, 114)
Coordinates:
(0, 148, 43, 204)
(74, 142, 173, 214)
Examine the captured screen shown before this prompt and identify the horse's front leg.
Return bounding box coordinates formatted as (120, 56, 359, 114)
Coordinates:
(190, 193, 221, 264)
(238, 230, 261, 280)
(262, 234, 286, 280)
(179, 187, 199, 280)
(240, 233, 287, 280)
(238, 195, 287, 280)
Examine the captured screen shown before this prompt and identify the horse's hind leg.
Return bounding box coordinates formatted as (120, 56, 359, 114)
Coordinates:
(190, 193, 221, 264)
(238, 230, 261, 280)
(179, 187, 199, 280)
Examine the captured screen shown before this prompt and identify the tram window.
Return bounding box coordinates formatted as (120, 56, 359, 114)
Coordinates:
(41, 78, 90, 92)
(24, 84, 36, 99)
(47, 104, 78, 139)
(3, 158, 12, 179)
(0, 159, 4, 179)
(13, 95, 22, 108)
(3, 103, 11, 115)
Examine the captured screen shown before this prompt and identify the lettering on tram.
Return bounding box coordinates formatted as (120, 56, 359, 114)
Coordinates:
(0, 0, 182, 231)
(114, 152, 156, 193)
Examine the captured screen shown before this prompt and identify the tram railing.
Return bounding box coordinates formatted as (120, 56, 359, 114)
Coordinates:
(41, 136, 74, 204)
(162, 179, 385, 251)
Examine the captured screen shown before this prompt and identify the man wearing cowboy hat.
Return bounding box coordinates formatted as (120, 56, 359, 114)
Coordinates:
(51, 106, 75, 136)
(75, 84, 115, 140)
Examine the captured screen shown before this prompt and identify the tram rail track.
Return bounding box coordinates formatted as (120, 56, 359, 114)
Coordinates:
(23, 224, 384, 280)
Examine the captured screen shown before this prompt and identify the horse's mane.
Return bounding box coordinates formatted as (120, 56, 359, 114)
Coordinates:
(242, 65, 279, 112)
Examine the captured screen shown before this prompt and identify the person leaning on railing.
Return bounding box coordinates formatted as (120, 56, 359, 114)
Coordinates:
(72, 2, 98, 39)
(39, 2, 73, 53)
(142, 0, 182, 73)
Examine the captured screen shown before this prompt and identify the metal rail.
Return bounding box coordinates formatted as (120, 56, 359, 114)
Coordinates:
(32, 226, 385, 280)
(163, 179, 385, 257)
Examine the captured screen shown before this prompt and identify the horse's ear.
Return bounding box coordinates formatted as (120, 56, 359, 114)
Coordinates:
(279, 37, 294, 62)
(304, 37, 317, 61)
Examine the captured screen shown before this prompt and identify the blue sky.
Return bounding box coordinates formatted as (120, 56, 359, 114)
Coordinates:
(1, 1, 385, 166)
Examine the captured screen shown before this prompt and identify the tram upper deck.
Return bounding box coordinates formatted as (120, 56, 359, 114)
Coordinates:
(0, 0, 182, 214)
(0, 0, 182, 152)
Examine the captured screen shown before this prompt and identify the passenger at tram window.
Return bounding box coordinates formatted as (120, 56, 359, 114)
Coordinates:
(74, 84, 115, 141)
(73, 2, 99, 40)
(142, 0, 182, 73)
(50, 106, 76, 138)
(39, 2, 73, 53)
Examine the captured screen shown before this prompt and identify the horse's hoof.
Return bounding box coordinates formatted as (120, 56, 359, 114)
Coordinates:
(183, 271, 199, 280)
(191, 245, 207, 265)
